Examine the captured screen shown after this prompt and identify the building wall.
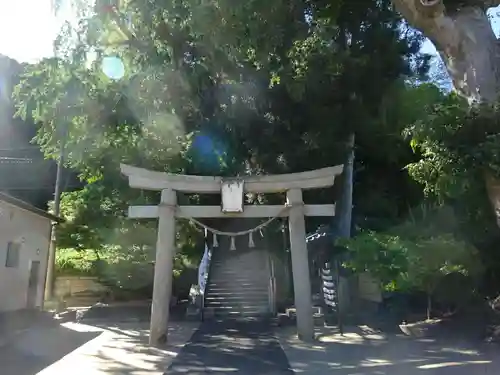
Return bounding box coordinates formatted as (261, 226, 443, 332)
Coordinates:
(0, 200, 51, 312)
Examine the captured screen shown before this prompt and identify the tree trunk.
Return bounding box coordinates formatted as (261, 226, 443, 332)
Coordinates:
(391, 0, 500, 103)
(391, 0, 500, 223)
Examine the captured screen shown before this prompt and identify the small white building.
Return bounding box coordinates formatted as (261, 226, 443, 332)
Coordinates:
(0, 192, 61, 312)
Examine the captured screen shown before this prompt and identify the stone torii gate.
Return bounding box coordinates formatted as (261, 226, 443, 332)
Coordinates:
(120, 163, 343, 346)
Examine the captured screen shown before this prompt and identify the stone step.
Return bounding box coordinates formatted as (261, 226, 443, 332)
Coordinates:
(205, 298, 267, 304)
(210, 270, 265, 275)
(205, 294, 267, 301)
(209, 277, 268, 282)
(211, 260, 267, 265)
(205, 298, 268, 304)
(210, 261, 267, 267)
(211, 258, 267, 263)
(206, 284, 268, 289)
(205, 301, 269, 307)
(212, 252, 266, 257)
(205, 295, 268, 301)
(207, 287, 268, 292)
(209, 277, 268, 283)
(205, 305, 270, 312)
(208, 281, 269, 287)
(205, 309, 270, 316)
(210, 270, 269, 275)
(207, 287, 268, 293)
(205, 288, 269, 295)
(209, 272, 268, 277)
(208, 277, 269, 282)
(206, 283, 268, 290)
(210, 274, 267, 278)
(203, 308, 271, 319)
(205, 300, 269, 307)
(205, 305, 269, 311)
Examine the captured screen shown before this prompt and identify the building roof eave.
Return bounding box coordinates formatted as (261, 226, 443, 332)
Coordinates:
(0, 191, 64, 223)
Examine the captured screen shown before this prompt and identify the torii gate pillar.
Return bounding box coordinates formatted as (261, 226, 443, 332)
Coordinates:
(287, 188, 314, 341)
(150, 188, 176, 346)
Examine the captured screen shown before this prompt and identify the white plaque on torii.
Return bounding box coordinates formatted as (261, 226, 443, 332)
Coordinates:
(221, 179, 244, 213)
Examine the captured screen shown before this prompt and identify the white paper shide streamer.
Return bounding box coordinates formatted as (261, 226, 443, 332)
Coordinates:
(248, 232, 255, 248)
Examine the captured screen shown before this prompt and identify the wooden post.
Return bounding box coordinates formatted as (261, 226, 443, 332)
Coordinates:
(287, 188, 314, 341)
(150, 188, 176, 346)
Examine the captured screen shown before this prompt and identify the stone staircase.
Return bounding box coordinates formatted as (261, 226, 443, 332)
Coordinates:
(204, 248, 271, 318)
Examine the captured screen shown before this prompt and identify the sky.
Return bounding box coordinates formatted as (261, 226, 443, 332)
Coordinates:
(0, 0, 439, 64)
(0, 2, 498, 64)
(0, 0, 62, 63)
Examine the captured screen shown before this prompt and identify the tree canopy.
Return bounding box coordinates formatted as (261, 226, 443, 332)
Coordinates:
(12, 0, 500, 303)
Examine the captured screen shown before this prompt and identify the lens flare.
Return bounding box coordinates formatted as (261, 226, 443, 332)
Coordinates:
(101, 56, 125, 80)
(191, 133, 227, 172)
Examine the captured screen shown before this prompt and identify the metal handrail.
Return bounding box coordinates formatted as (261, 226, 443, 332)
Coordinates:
(200, 248, 213, 321)
(268, 255, 277, 314)
(269, 276, 277, 315)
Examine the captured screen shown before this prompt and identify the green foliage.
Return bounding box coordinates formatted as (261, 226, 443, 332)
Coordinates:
(341, 231, 409, 290)
(15, 0, 434, 298)
(342, 205, 482, 294)
(403, 90, 500, 273)
(55, 245, 195, 296)
(55, 248, 98, 276)
(405, 93, 500, 200)
(94, 244, 155, 291)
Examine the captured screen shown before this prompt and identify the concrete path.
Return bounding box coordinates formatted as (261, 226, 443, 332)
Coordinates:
(0, 321, 199, 375)
(5, 315, 500, 374)
(278, 325, 500, 374)
(167, 318, 293, 374)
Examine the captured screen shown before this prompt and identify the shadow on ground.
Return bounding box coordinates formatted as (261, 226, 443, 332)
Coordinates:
(87, 322, 199, 374)
(30, 321, 198, 374)
(0, 320, 101, 375)
(279, 324, 500, 374)
(167, 318, 293, 374)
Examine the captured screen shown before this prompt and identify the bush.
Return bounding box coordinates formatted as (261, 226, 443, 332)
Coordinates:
(55, 248, 97, 276)
(342, 207, 483, 319)
(55, 245, 198, 301)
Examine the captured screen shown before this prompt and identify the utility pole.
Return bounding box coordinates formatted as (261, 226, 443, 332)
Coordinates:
(337, 132, 355, 238)
(334, 132, 355, 335)
(44, 132, 66, 301)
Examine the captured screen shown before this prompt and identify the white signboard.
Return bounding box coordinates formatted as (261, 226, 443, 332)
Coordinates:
(221, 180, 244, 213)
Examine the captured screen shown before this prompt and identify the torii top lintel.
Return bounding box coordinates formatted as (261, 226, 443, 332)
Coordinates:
(120, 164, 344, 194)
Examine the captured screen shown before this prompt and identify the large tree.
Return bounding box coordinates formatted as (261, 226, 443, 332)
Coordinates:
(391, 0, 499, 102)
(389, 1, 500, 229)
(14, 0, 431, 293)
